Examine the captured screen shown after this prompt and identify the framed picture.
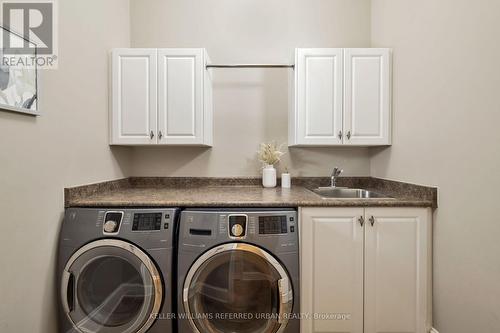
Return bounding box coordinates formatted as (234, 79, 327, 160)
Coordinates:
(0, 25, 39, 116)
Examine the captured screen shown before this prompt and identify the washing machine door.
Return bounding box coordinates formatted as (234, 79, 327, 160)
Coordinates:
(61, 239, 163, 333)
(183, 243, 293, 333)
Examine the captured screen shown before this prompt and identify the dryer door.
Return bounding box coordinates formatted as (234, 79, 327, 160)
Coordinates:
(61, 239, 163, 333)
(183, 243, 293, 333)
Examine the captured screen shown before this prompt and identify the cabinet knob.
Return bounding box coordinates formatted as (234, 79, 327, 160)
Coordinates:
(158, 131, 163, 140)
(347, 131, 351, 140)
(338, 131, 343, 140)
(369, 216, 375, 226)
(358, 216, 365, 227)
(150, 130, 155, 140)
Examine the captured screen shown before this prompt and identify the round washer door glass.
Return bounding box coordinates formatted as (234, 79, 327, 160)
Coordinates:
(183, 243, 293, 333)
(61, 239, 163, 333)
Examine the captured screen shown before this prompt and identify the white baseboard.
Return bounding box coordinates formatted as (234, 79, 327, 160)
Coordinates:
(430, 328, 439, 333)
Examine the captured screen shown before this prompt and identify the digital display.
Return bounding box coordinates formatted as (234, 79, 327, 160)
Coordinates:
(259, 216, 288, 234)
(132, 213, 162, 231)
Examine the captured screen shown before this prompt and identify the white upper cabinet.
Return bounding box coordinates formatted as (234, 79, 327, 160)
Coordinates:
(110, 48, 213, 146)
(111, 49, 157, 145)
(294, 48, 343, 145)
(344, 49, 391, 145)
(290, 48, 392, 146)
(158, 49, 213, 145)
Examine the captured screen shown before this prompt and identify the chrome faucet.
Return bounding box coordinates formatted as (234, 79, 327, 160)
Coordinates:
(330, 167, 343, 187)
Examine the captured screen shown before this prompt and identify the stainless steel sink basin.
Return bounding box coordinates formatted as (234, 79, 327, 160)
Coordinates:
(312, 187, 392, 199)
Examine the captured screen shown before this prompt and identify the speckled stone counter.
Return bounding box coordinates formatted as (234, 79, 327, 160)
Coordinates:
(65, 177, 437, 208)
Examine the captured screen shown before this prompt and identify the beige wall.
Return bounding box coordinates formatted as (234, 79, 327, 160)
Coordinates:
(0, 0, 131, 331)
(370, 1, 500, 332)
(129, 0, 373, 177)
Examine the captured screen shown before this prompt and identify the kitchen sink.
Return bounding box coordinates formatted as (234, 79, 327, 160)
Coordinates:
(312, 187, 392, 199)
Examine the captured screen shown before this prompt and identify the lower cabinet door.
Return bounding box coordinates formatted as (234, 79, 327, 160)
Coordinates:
(364, 208, 431, 333)
(300, 208, 364, 333)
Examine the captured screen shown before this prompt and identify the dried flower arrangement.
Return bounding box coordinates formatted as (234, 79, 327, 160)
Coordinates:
(257, 142, 285, 166)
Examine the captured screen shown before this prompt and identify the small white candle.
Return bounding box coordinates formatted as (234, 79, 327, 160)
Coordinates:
(281, 173, 291, 189)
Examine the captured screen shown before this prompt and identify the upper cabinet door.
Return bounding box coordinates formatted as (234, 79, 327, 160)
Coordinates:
(294, 48, 343, 146)
(157, 49, 205, 145)
(364, 208, 431, 333)
(300, 207, 364, 333)
(111, 49, 157, 145)
(343, 49, 392, 145)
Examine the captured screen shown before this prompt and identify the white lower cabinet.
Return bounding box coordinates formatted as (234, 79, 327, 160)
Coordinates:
(300, 207, 432, 333)
(301, 208, 364, 333)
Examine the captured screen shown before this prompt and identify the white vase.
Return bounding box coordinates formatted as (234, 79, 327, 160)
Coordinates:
(281, 173, 291, 189)
(262, 165, 277, 188)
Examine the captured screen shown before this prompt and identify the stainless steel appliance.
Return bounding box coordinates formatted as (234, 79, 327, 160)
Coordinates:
(57, 208, 178, 333)
(177, 208, 300, 333)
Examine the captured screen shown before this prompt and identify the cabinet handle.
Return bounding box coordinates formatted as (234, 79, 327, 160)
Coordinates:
(369, 216, 375, 226)
(347, 131, 351, 140)
(358, 216, 365, 227)
(158, 131, 163, 140)
(150, 130, 155, 140)
(338, 131, 343, 140)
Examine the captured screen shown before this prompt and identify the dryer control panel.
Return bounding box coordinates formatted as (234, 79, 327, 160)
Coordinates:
(179, 209, 298, 254)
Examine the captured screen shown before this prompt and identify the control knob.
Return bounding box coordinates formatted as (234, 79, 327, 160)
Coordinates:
(103, 220, 118, 233)
(231, 224, 244, 237)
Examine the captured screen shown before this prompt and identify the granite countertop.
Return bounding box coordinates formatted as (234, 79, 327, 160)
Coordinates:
(65, 177, 437, 208)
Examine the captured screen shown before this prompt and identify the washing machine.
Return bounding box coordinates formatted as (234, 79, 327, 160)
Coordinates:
(177, 208, 300, 333)
(57, 208, 178, 333)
